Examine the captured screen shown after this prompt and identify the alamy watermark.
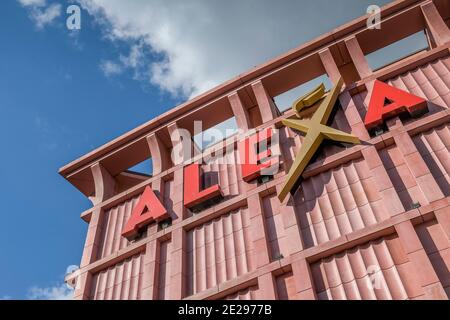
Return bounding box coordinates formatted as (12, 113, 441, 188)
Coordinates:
(367, 5, 381, 30)
(66, 4, 81, 30)
(169, 121, 281, 177)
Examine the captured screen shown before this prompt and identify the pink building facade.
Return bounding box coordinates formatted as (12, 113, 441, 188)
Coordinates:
(61, 0, 450, 300)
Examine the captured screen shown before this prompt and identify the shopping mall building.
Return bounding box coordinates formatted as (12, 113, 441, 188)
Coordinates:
(61, 0, 450, 300)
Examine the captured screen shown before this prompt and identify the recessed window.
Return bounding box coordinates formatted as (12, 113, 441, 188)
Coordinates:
(128, 158, 153, 176)
(365, 31, 429, 71)
(193, 117, 238, 150)
(274, 74, 332, 112)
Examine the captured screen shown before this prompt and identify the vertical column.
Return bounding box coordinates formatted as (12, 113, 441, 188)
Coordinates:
(344, 36, 372, 79)
(434, 206, 450, 239)
(90, 162, 116, 206)
(251, 80, 280, 123)
(72, 272, 92, 300)
(276, 184, 304, 256)
(395, 221, 447, 299)
(248, 193, 271, 267)
(146, 132, 172, 176)
(421, 1, 450, 47)
(141, 239, 159, 300)
(172, 167, 185, 222)
(74, 163, 117, 300)
(168, 122, 198, 166)
(247, 193, 277, 299)
(256, 272, 277, 299)
(228, 91, 251, 131)
(386, 117, 444, 204)
(318, 48, 341, 85)
(73, 207, 103, 300)
(361, 145, 405, 217)
(169, 227, 187, 299)
(291, 259, 317, 300)
(319, 47, 371, 140)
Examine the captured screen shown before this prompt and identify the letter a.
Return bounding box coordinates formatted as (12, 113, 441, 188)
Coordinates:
(365, 80, 427, 130)
(122, 186, 168, 239)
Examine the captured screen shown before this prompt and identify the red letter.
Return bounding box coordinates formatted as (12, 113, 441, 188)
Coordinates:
(239, 127, 276, 182)
(365, 80, 427, 130)
(122, 186, 168, 239)
(184, 163, 222, 209)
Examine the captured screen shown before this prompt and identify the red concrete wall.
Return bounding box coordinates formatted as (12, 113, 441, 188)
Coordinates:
(89, 253, 145, 300)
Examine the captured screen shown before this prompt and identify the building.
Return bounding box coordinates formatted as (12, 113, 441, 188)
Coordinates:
(61, 0, 450, 300)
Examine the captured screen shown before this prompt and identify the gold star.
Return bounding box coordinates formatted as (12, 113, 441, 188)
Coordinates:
(278, 77, 360, 202)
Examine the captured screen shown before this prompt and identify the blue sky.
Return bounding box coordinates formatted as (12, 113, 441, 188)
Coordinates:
(1, 0, 429, 299)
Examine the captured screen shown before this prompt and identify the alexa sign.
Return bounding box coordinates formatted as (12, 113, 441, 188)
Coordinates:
(121, 78, 427, 240)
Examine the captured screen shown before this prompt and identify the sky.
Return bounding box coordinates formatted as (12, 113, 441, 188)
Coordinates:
(0, 0, 429, 299)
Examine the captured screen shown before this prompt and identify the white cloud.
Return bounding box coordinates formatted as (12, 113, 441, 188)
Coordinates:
(18, 0, 62, 29)
(27, 265, 78, 300)
(28, 283, 73, 300)
(32, 3, 62, 29)
(100, 60, 124, 77)
(18, 0, 46, 7)
(77, 0, 388, 99)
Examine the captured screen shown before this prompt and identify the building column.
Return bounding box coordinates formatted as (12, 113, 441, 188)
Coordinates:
(146, 132, 172, 176)
(434, 206, 450, 239)
(319, 47, 371, 140)
(394, 220, 447, 299)
(73, 163, 117, 300)
(172, 167, 186, 222)
(141, 239, 159, 300)
(168, 122, 199, 166)
(344, 36, 372, 79)
(247, 193, 277, 299)
(169, 227, 187, 299)
(318, 48, 342, 85)
(276, 184, 304, 256)
(421, 1, 450, 47)
(228, 91, 251, 132)
(248, 193, 272, 268)
(90, 162, 116, 206)
(360, 145, 406, 217)
(291, 259, 317, 300)
(251, 80, 280, 123)
(386, 117, 445, 204)
(256, 272, 277, 299)
(73, 207, 103, 300)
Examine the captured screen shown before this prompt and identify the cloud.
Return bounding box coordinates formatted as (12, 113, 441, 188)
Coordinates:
(100, 60, 124, 77)
(28, 283, 73, 300)
(27, 265, 78, 300)
(32, 3, 62, 29)
(18, 0, 46, 7)
(18, 0, 62, 29)
(77, 0, 387, 99)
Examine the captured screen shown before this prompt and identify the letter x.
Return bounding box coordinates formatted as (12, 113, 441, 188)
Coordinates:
(278, 77, 360, 201)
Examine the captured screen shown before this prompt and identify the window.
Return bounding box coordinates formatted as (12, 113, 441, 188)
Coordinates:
(365, 31, 429, 71)
(128, 158, 153, 176)
(274, 74, 332, 112)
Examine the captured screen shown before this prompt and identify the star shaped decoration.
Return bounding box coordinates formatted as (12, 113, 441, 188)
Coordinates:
(278, 77, 361, 202)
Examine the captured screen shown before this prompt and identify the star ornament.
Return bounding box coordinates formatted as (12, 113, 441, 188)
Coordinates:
(278, 77, 361, 202)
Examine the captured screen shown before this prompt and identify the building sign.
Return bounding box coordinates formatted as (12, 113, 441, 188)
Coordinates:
(121, 78, 429, 239)
(277, 77, 360, 201)
(364, 80, 427, 130)
(238, 127, 277, 182)
(122, 186, 168, 239)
